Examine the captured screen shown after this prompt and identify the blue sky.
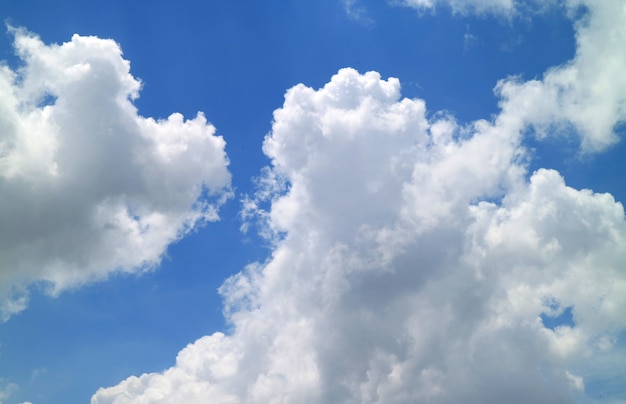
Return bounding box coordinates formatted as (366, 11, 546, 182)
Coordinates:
(0, 1, 625, 403)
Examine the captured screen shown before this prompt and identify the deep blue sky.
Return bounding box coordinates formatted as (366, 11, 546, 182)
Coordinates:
(0, 1, 623, 403)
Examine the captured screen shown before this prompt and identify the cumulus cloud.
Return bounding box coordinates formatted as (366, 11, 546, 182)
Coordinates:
(0, 28, 231, 320)
(94, 71, 626, 404)
(400, 0, 626, 152)
(496, 0, 626, 152)
(93, 1, 626, 403)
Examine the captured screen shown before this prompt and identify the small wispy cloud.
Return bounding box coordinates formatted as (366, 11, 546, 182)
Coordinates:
(463, 24, 478, 52)
(343, 0, 375, 25)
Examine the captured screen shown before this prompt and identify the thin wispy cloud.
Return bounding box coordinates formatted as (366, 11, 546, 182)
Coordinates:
(400, 0, 517, 15)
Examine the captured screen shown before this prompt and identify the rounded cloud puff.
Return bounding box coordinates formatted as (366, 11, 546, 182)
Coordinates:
(0, 29, 231, 320)
(93, 65, 626, 403)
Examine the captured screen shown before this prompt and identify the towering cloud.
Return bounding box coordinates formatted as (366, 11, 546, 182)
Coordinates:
(89, 0, 625, 402)
(0, 29, 231, 320)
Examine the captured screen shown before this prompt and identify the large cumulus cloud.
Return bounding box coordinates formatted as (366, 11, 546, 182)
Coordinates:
(0, 29, 231, 320)
(94, 68, 625, 401)
(93, 1, 626, 403)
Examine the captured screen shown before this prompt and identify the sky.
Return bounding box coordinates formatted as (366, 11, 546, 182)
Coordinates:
(0, 0, 625, 403)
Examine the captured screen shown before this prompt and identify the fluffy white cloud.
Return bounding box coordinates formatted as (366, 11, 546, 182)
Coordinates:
(93, 2, 626, 403)
(93, 70, 626, 404)
(0, 29, 231, 320)
(496, 0, 626, 152)
(402, 0, 626, 152)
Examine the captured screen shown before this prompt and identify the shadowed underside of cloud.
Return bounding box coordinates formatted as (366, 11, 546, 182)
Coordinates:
(92, 2, 626, 402)
(0, 29, 232, 320)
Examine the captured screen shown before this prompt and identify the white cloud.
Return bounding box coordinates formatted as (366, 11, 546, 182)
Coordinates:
(0, 380, 17, 404)
(496, 0, 626, 152)
(463, 29, 477, 52)
(566, 370, 584, 392)
(398, 0, 517, 15)
(93, 69, 626, 404)
(93, 1, 626, 402)
(342, 0, 375, 25)
(0, 28, 231, 320)
(400, 0, 626, 152)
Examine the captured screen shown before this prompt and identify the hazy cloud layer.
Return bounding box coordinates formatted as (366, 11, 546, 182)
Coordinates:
(92, 1, 626, 402)
(0, 29, 231, 320)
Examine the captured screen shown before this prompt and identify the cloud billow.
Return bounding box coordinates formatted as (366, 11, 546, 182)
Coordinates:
(47, 0, 626, 402)
(0, 29, 232, 320)
(93, 65, 626, 403)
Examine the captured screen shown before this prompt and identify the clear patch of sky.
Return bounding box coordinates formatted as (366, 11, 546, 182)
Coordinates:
(581, 334, 626, 402)
(540, 305, 574, 330)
